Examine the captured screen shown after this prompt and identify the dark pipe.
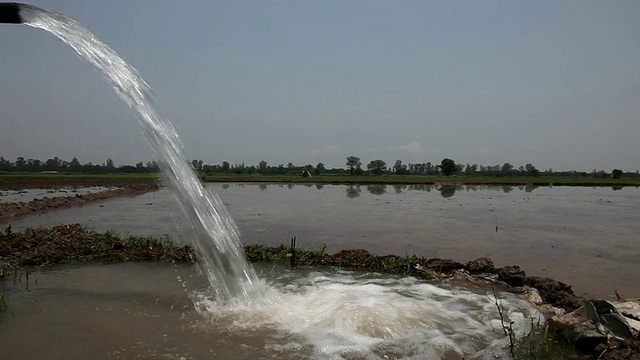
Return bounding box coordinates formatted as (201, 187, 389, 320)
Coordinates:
(0, 3, 23, 24)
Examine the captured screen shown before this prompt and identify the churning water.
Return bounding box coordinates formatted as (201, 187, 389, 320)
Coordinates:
(19, 4, 258, 301)
(0, 263, 542, 360)
(4, 4, 545, 358)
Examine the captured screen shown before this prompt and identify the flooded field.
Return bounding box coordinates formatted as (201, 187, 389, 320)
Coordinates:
(2, 183, 639, 299)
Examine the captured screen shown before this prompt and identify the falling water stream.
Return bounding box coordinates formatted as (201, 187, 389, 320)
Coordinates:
(18, 4, 259, 301)
(1, 4, 546, 359)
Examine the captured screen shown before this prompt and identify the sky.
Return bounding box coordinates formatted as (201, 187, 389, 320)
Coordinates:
(1, 0, 639, 172)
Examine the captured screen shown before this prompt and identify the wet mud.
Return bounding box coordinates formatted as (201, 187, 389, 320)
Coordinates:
(0, 177, 159, 221)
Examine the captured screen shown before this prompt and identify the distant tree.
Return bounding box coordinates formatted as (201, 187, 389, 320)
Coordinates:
(221, 161, 230, 173)
(31, 159, 42, 172)
(525, 163, 540, 177)
(465, 163, 478, 175)
(15, 157, 26, 171)
(425, 162, 434, 175)
(105, 158, 115, 169)
(346, 156, 361, 175)
(612, 169, 623, 179)
(191, 159, 203, 172)
(439, 158, 457, 176)
(0, 156, 12, 171)
(258, 160, 268, 173)
(501, 162, 514, 174)
(393, 160, 409, 175)
(68, 157, 82, 172)
(367, 159, 387, 175)
(315, 162, 326, 176)
(145, 161, 159, 173)
(45, 157, 63, 171)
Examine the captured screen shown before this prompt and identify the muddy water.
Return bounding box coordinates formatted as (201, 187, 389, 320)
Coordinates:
(0, 263, 539, 359)
(2, 183, 639, 298)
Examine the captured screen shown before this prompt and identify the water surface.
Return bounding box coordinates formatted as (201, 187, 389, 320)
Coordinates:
(0, 263, 539, 359)
(3, 183, 638, 298)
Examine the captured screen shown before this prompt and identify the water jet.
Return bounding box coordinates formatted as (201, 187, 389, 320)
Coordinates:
(1, 2, 259, 301)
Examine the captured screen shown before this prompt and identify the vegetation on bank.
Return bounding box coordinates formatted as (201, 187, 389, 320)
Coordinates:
(2, 172, 640, 187)
(1, 155, 638, 181)
(0, 224, 192, 268)
(200, 173, 640, 186)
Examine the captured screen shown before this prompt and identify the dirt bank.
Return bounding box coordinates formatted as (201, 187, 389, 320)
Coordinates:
(0, 177, 159, 221)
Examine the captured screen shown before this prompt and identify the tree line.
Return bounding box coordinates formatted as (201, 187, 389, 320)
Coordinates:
(0, 156, 159, 173)
(0, 155, 635, 179)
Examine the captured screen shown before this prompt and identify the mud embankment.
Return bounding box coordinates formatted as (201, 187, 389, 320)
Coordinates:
(0, 177, 159, 222)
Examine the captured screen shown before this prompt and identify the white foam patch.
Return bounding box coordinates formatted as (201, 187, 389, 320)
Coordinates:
(192, 271, 542, 359)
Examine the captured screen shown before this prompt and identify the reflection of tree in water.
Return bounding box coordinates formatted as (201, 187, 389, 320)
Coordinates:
(221, 184, 229, 189)
(259, 184, 267, 191)
(408, 184, 432, 192)
(525, 184, 540, 193)
(346, 185, 362, 198)
(611, 185, 623, 191)
(287, 184, 294, 189)
(501, 186, 514, 193)
(367, 184, 387, 196)
(316, 184, 324, 190)
(392, 184, 406, 194)
(438, 184, 457, 198)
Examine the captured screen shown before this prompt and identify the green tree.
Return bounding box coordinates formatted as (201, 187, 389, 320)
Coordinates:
(501, 162, 513, 174)
(15, 157, 26, 171)
(439, 158, 457, 176)
(45, 157, 62, 171)
(191, 159, 203, 171)
(258, 160, 268, 173)
(0, 157, 12, 171)
(612, 169, 623, 179)
(393, 160, 408, 175)
(525, 163, 540, 177)
(346, 156, 361, 175)
(221, 161, 230, 173)
(315, 162, 326, 176)
(69, 157, 82, 172)
(367, 159, 387, 175)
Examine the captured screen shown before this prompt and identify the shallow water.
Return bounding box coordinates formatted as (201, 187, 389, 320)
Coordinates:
(0, 263, 540, 359)
(3, 183, 639, 298)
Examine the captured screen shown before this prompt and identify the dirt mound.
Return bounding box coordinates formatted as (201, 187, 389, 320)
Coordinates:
(0, 177, 159, 221)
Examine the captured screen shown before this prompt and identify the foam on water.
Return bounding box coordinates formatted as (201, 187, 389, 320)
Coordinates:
(193, 271, 542, 359)
(19, 5, 258, 301)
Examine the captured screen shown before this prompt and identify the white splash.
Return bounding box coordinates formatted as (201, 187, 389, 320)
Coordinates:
(193, 271, 542, 359)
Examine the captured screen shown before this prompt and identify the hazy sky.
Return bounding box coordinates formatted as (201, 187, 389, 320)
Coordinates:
(1, 1, 639, 171)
